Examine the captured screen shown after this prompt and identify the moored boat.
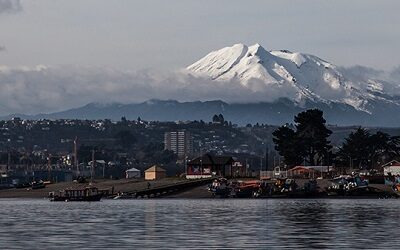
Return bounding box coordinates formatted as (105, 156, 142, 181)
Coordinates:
(49, 186, 103, 202)
(208, 178, 230, 197)
(230, 180, 261, 198)
(31, 180, 46, 189)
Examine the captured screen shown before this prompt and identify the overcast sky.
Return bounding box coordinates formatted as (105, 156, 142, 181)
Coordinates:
(0, 0, 400, 115)
(1, 0, 400, 70)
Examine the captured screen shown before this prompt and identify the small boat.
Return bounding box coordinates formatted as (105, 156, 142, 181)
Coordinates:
(113, 192, 136, 199)
(31, 180, 46, 189)
(231, 180, 261, 198)
(208, 178, 231, 198)
(49, 186, 103, 202)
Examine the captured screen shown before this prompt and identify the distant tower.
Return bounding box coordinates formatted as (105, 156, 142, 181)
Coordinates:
(164, 130, 193, 159)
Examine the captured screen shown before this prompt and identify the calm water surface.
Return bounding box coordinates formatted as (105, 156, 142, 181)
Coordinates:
(0, 199, 399, 249)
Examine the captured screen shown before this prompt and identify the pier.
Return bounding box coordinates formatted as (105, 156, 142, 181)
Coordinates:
(0, 177, 213, 199)
(115, 178, 212, 199)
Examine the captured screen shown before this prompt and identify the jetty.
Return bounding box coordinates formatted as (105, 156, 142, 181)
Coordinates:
(0, 177, 213, 199)
(113, 178, 212, 199)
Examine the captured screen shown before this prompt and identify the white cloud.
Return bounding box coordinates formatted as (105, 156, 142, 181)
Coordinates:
(338, 65, 384, 81)
(0, 65, 297, 115)
(1, 64, 400, 116)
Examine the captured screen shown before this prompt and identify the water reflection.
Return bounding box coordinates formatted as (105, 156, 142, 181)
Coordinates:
(0, 199, 400, 249)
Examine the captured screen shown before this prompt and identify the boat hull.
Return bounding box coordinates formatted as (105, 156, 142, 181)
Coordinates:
(50, 194, 103, 202)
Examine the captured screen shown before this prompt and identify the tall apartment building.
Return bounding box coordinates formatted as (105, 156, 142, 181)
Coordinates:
(164, 130, 193, 159)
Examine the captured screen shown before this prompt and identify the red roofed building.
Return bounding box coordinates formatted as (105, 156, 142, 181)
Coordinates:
(186, 154, 234, 179)
(288, 165, 333, 179)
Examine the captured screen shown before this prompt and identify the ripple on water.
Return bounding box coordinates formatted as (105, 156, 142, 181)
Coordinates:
(0, 199, 400, 249)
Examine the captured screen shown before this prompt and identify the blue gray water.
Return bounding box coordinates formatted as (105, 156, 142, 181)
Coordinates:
(0, 199, 399, 249)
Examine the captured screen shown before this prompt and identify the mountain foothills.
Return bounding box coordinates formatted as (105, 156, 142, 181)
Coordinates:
(187, 43, 400, 126)
(0, 99, 372, 126)
(2, 43, 400, 126)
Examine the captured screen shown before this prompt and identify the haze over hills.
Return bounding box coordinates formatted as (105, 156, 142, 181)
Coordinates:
(0, 99, 380, 126)
(2, 43, 400, 126)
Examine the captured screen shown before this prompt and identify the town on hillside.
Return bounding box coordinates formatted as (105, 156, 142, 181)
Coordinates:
(1, 110, 400, 199)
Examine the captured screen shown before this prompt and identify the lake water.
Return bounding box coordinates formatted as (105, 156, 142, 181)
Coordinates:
(0, 199, 399, 249)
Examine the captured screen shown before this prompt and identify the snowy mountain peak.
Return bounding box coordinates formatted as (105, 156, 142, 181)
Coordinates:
(187, 43, 400, 113)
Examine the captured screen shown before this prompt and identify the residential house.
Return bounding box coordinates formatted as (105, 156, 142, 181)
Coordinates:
(186, 154, 234, 179)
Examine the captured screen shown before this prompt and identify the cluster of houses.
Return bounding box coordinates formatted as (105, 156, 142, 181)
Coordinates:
(124, 153, 248, 181)
(4, 150, 400, 187)
(125, 165, 167, 181)
(124, 156, 400, 181)
(263, 160, 400, 179)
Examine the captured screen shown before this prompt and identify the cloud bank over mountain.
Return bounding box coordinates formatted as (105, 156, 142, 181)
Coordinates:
(0, 43, 400, 116)
(0, 65, 283, 115)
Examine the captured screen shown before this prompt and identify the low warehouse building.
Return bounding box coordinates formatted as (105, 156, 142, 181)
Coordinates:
(125, 167, 141, 179)
(383, 160, 400, 176)
(145, 165, 166, 180)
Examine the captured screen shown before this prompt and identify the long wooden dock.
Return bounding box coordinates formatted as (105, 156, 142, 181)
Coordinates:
(113, 178, 213, 199)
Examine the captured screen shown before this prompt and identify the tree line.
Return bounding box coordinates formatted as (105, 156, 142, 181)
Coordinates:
(273, 109, 400, 170)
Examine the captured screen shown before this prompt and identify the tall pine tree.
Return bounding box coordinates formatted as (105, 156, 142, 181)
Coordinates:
(272, 125, 303, 166)
(294, 109, 332, 166)
(273, 109, 332, 167)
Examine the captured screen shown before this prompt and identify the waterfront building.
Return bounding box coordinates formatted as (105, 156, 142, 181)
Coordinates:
(145, 165, 166, 180)
(186, 154, 234, 179)
(231, 160, 248, 177)
(288, 166, 333, 179)
(125, 167, 141, 179)
(164, 130, 193, 159)
(383, 160, 400, 176)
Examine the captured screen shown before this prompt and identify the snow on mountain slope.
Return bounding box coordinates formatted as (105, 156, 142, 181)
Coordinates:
(187, 43, 398, 113)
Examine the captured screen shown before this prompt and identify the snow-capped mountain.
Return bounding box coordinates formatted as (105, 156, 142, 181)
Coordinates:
(187, 43, 400, 114)
(2, 43, 400, 126)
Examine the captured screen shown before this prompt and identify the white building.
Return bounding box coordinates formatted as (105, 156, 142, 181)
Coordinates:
(125, 167, 141, 179)
(164, 130, 193, 159)
(383, 160, 400, 176)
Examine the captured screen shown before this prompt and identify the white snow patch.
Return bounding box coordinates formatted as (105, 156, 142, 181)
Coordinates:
(323, 72, 341, 90)
(186, 43, 400, 113)
(271, 50, 306, 67)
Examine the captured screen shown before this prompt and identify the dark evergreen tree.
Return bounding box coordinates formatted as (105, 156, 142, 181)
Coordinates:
(336, 127, 370, 169)
(294, 109, 332, 166)
(337, 128, 400, 169)
(272, 125, 303, 166)
(212, 114, 219, 123)
(218, 114, 225, 123)
(212, 114, 225, 124)
(273, 109, 332, 167)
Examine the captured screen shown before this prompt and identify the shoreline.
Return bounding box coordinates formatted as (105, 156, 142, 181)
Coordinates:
(0, 178, 199, 199)
(1, 178, 397, 200)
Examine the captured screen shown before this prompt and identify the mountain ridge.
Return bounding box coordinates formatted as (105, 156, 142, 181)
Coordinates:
(2, 43, 400, 126)
(187, 43, 400, 115)
(0, 99, 378, 126)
